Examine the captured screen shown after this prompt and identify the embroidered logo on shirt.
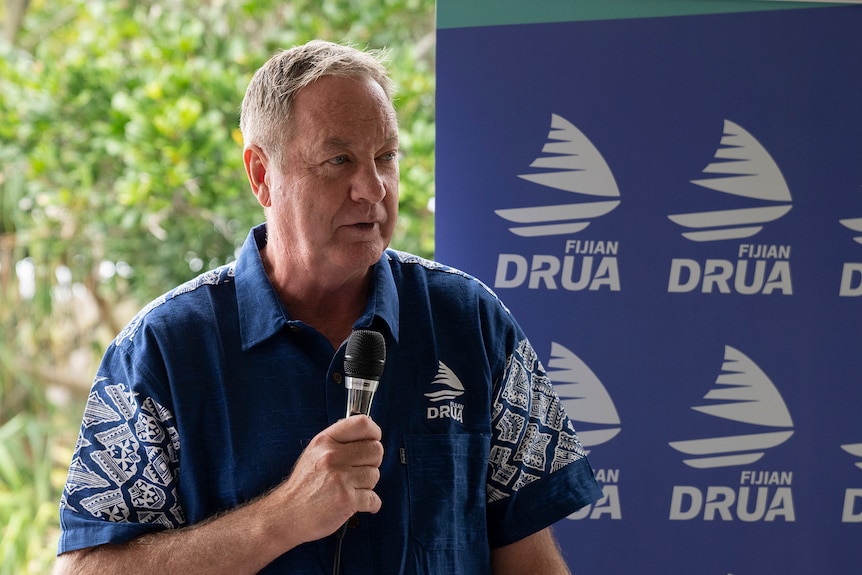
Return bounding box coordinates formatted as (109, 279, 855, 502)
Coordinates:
(425, 361, 465, 423)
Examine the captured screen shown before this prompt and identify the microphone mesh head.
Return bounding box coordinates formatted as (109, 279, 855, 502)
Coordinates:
(344, 330, 386, 379)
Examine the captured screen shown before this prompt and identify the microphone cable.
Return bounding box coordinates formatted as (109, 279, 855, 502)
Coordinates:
(332, 521, 349, 575)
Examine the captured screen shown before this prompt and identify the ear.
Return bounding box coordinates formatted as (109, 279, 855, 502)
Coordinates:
(244, 145, 271, 208)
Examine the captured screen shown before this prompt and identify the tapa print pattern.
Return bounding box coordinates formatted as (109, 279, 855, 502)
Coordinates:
(487, 338, 588, 502)
(115, 264, 236, 346)
(61, 380, 185, 528)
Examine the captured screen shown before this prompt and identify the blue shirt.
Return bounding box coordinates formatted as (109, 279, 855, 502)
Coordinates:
(58, 224, 602, 573)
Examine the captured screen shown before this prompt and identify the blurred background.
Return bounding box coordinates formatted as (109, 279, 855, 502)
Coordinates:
(0, 0, 436, 572)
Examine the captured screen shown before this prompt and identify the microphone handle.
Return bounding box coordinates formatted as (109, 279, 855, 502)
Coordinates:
(344, 376, 380, 418)
(337, 376, 380, 542)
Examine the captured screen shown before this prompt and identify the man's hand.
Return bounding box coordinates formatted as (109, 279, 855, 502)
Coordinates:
(272, 415, 384, 544)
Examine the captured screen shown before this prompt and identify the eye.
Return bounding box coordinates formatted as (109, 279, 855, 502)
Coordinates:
(379, 150, 399, 162)
(329, 155, 349, 165)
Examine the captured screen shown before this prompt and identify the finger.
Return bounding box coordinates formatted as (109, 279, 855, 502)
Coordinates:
(348, 465, 381, 490)
(355, 488, 382, 514)
(326, 414, 382, 444)
(348, 439, 384, 467)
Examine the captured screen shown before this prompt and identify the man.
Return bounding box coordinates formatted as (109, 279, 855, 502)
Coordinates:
(54, 40, 602, 574)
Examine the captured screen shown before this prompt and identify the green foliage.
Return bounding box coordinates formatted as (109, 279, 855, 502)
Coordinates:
(4, 0, 435, 306)
(0, 410, 69, 574)
(0, 0, 436, 571)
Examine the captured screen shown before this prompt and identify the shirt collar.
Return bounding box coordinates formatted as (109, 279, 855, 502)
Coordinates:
(235, 224, 289, 351)
(235, 223, 400, 351)
(356, 250, 400, 343)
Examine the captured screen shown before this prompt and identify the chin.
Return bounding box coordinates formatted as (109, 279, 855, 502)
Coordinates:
(339, 241, 386, 269)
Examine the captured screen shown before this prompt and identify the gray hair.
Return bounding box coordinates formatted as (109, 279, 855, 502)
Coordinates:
(239, 40, 394, 165)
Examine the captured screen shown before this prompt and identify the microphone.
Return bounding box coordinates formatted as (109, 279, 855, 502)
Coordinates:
(343, 330, 386, 418)
(333, 331, 386, 575)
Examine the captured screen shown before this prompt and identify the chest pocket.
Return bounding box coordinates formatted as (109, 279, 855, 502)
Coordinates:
(403, 433, 491, 552)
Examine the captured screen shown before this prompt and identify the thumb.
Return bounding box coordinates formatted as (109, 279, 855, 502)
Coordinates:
(325, 414, 382, 444)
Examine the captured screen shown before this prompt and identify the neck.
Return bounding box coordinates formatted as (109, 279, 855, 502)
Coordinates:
(260, 246, 371, 349)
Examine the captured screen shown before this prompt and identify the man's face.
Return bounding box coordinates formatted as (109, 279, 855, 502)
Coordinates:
(266, 75, 399, 279)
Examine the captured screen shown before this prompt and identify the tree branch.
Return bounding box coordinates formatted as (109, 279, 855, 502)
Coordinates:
(3, 0, 30, 46)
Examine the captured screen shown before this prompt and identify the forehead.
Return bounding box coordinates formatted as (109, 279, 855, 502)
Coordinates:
(289, 75, 398, 145)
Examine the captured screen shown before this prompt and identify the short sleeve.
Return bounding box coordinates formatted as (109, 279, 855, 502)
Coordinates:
(486, 337, 603, 547)
(57, 344, 184, 554)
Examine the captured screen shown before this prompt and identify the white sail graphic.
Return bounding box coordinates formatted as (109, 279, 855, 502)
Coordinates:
(668, 120, 793, 242)
(842, 443, 862, 470)
(669, 345, 794, 468)
(840, 217, 862, 245)
(496, 114, 620, 237)
(424, 361, 465, 402)
(546, 342, 621, 453)
(692, 345, 793, 427)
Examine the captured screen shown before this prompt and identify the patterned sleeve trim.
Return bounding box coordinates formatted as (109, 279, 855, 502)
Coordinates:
(60, 377, 185, 529)
(487, 338, 590, 502)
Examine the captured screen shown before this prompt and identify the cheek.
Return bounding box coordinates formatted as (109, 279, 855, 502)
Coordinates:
(382, 196, 399, 240)
(273, 181, 320, 222)
(384, 187, 399, 216)
(384, 171, 400, 204)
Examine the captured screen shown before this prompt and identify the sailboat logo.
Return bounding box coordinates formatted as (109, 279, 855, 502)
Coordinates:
(424, 361, 465, 402)
(545, 342, 621, 454)
(668, 120, 793, 242)
(669, 345, 794, 468)
(495, 114, 621, 237)
(842, 443, 862, 469)
(840, 217, 862, 245)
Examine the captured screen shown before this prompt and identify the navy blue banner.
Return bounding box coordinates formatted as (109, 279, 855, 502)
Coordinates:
(436, 4, 861, 574)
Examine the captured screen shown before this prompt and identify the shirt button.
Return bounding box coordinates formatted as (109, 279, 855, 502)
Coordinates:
(332, 372, 343, 384)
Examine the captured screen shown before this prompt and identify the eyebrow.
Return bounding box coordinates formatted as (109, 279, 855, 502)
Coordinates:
(322, 135, 400, 150)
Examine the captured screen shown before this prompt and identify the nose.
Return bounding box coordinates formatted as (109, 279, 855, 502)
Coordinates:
(350, 161, 388, 204)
